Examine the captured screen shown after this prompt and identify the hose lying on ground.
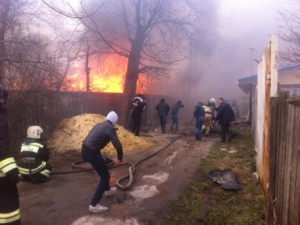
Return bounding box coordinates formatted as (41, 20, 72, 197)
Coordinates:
(51, 116, 194, 190)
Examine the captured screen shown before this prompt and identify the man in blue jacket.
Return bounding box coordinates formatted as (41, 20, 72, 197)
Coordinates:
(81, 111, 123, 213)
(193, 102, 205, 141)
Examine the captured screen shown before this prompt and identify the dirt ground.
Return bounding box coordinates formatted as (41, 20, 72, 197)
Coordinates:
(18, 125, 218, 225)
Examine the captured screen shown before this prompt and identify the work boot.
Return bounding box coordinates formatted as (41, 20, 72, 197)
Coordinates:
(104, 187, 117, 197)
(170, 126, 173, 130)
(89, 204, 108, 213)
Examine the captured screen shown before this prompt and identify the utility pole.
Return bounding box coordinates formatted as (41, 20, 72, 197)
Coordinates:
(250, 48, 254, 76)
(248, 48, 255, 123)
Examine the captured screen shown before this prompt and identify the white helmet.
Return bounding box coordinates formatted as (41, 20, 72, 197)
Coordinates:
(27, 126, 43, 139)
(210, 98, 216, 103)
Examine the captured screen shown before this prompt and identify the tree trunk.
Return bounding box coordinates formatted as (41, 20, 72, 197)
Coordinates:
(119, 36, 143, 127)
(0, 0, 10, 84)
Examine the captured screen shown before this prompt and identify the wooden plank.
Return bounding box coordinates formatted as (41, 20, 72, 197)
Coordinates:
(197, 195, 210, 224)
(269, 97, 278, 224)
(287, 104, 296, 225)
(275, 92, 288, 225)
(289, 104, 300, 225)
(282, 97, 294, 225)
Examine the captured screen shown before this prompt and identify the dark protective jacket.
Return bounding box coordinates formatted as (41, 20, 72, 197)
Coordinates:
(207, 102, 216, 111)
(171, 101, 184, 115)
(215, 102, 235, 125)
(18, 138, 50, 175)
(155, 102, 170, 116)
(83, 120, 123, 161)
(130, 96, 146, 118)
(0, 105, 21, 225)
(19, 138, 49, 161)
(0, 106, 19, 181)
(193, 105, 205, 119)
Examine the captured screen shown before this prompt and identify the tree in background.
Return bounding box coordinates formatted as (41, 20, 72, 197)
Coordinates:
(42, 0, 208, 126)
(0, 0, 82, 152)
(278, 0, 300, 64)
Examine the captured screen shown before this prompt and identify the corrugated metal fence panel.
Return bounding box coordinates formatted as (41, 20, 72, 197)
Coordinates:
(7, 91, 177, 153)
(256, 35, 278, 220)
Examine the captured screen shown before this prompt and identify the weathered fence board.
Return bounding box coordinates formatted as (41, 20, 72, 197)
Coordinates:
(270, 92, 300, 225)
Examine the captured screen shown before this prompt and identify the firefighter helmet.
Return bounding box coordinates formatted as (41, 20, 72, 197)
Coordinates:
(27, 126, 44, 139)
(0, 84, 9, 105)
(209, 98, 216, 103)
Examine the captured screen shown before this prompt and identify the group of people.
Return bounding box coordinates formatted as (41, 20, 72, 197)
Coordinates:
(1, 86, 237, 224)
(0, 84, 125, 223)
(129, 96, 185, 135)
(193, 98, 235, 142)
(129, 94, 235, 143)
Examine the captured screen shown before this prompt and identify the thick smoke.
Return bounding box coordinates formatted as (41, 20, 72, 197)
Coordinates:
(147, 0, 284, 111)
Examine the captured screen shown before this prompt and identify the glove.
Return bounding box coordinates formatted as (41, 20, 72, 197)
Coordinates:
(6, 168, 20, 184)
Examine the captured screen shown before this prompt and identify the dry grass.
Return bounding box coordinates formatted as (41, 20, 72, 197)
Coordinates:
(154, 126, 266, 225)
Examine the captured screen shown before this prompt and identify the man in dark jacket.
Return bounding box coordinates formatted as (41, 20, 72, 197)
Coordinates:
(214, 98, 235, 142)
(130, 94, 146, 136)
(193, 101, 206, 140)
(18, 126, 52, 183)
(0, 85, 21, 225)
(170, 100, 184, 132)
(155, 99, 170, 133)
(81, 111, 123, 213)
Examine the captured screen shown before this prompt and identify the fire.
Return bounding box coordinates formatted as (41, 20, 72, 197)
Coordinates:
(91, 75, 123, 92)
(66, 54, 126, 93)
(66, 54, 149, 93)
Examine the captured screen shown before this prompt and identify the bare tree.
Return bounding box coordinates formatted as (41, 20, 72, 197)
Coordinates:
(278, 0, 300, 64)
(42, 0, 208, 125)
(0, 0, 84, 152)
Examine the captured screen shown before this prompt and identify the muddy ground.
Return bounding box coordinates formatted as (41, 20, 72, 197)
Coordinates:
(18, 125, 219, 225)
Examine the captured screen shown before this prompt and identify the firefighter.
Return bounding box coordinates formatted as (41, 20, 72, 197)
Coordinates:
(207, 98, 216, 119)
(18, 126, 52, 183)
(130, 94, 147, 136)
(0, 84, 21, 225)
(202, 103, 213, 137)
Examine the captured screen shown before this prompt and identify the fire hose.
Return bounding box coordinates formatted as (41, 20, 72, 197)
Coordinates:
(51, 116, 194, 190)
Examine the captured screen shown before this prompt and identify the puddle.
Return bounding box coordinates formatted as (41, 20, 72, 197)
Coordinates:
(129, 171, 169, 202)
(72, 216, 139, 225)
(164, 151, 178, 165)
(129, 184, 159, 201)
(142, 172, 169, 185)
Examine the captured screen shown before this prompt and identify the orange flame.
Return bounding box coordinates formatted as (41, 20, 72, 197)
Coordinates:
(66, 54, 148, 93)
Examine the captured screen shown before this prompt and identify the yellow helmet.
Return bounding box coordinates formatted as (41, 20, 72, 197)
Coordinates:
(27, 126, 43, 139)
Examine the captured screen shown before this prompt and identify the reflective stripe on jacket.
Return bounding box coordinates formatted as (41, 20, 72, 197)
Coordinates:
(0, 209, 20, 224)
(0, 157, 18, 175)
(18, 161, 46, 175)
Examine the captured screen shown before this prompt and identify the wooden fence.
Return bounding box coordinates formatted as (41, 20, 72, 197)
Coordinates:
(269, 92, 300, 225)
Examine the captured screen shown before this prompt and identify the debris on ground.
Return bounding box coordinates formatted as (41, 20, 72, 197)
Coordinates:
(208, 169, 244, 190)
(47, 114, 154, 156)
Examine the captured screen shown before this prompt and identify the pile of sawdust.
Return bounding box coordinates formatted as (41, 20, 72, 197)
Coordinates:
(47, 114, 154, 156)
